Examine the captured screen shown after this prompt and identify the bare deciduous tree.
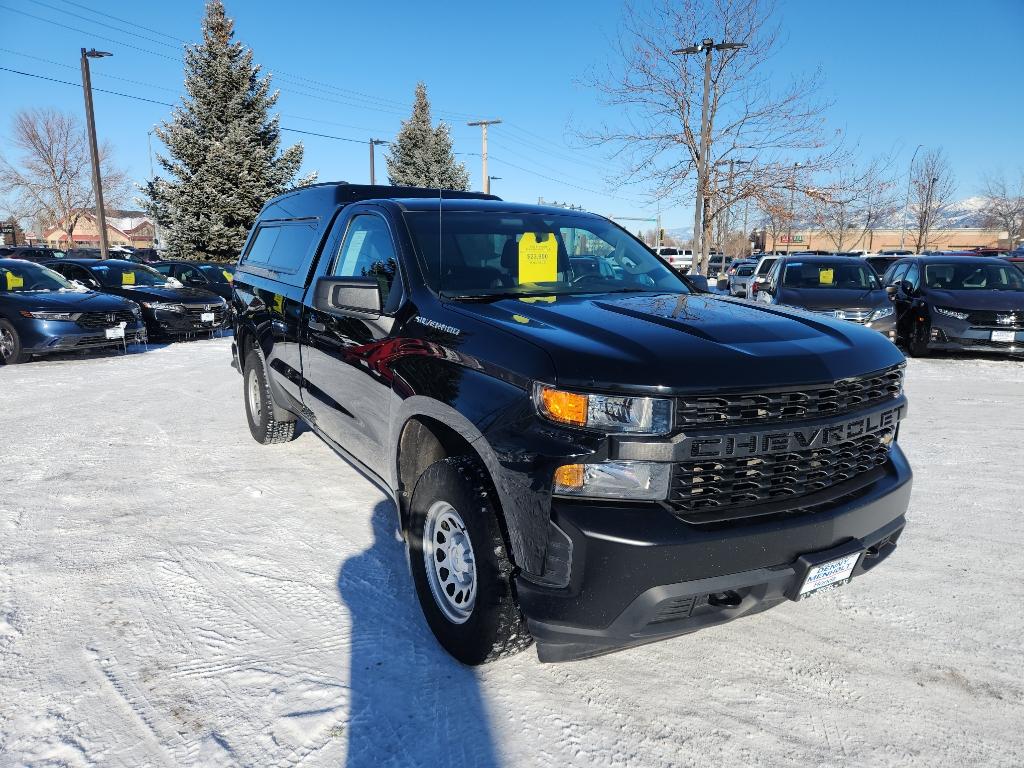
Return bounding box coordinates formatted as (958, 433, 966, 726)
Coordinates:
(0, 108, 128, 246)
(909, 148, 955, 253)
(582, 0, 847, 272)
(806, 159, 899, 252)
(980, 172, 1024, 250)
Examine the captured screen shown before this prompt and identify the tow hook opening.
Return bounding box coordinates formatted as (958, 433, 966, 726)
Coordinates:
(708, 590, 742, 608)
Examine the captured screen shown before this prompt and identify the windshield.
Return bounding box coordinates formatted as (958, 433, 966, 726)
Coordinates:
(782, 261, 880, 290)
(197, 264, 234, 284)
(924, 262, 1024, 291)
(0, 261, 76, 293)
(404, 211, 691, 299)
(91, 261, 173, 288)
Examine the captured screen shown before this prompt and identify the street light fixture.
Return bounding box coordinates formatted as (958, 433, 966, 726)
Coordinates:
(672, 38, 747, 272)
(80, 48, 112, 259)
(368, 138, 386, 185)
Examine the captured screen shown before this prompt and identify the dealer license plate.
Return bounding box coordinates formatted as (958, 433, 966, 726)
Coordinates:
(200, 312, 215, 323)
(105, 327, 124, 340)
(798, 552, 861, 598)
(991, 330, 1015, 342)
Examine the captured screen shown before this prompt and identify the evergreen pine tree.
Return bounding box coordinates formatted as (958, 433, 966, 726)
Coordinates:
(144, 1, 312, 261)
(385, 82, 469, 191)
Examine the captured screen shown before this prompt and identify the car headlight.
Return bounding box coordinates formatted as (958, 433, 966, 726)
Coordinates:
(869, 306, 894, 321)
(534, 383, 673, 434)
(19, 310, 81, 321)
(935, 307, 968, 320)
(141, 301, 185, 312)
(553, 461, 671, 500)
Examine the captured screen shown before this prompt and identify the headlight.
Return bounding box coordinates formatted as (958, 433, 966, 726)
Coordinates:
(141, 301, 185, 312)
(19, 310, 81, 321)
(935, 307, 968, 320)
(869, 306, 894, 321)
(534, 383, 673, 434)
(553, 461, 671, 500)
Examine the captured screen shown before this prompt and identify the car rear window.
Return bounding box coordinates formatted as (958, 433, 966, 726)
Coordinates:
(240, 220, 319, 279)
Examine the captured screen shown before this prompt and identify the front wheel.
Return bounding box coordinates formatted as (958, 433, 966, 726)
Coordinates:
(904, 320, 931, 357)
(408, 456, 533, 665)
(0, 320, 28, 364)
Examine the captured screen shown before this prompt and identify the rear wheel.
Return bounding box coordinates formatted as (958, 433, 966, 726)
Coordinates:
(243, 350, 296, 444)
(408, 456, 532, 665)
(0, 320, 28, 364)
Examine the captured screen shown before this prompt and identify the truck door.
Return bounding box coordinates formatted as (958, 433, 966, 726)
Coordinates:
(300, 207, 404, 476)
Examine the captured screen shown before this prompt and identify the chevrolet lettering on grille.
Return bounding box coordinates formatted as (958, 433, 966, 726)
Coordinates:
(682, 402, 907, 460)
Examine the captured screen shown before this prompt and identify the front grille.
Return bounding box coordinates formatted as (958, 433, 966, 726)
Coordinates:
(957, 337, 1023, 350)
(670, 429, 894, 522)
(77, 310, 137, 329)
(676, 365, 904, 429)
(964, 310, 1024, 328)
(814, 308, 872, 324)
(184, 305, 225, 326)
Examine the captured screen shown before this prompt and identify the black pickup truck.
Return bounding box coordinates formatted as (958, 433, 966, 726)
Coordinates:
(231, 183, 912, 664)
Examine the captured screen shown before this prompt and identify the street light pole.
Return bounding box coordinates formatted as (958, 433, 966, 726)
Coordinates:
(786, 162, 801, 253)
(899, 144, 923, 251)
(368, 138, 385, 185)
(672, 38, 747, 273)
(467, 119, 502, 194)
(80, 47, 112, 259)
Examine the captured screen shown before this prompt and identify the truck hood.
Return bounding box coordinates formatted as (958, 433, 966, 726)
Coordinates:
(451, 292, 905, 393)
(924, 289, 1024, 312)
(1, 290, 136, 313)
(775, 287, 889, 311)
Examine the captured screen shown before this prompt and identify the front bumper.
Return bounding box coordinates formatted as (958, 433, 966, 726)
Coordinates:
(516, 445, 912, 662)
(144, 305, 229, 335)
(928, 318, 1024, 355)
(18, 318, 148, 355)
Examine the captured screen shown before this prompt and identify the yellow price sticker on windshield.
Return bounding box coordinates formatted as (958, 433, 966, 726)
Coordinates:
(5, 272, 24, 290)
(818, 268, 834, 285)
(518, 232, 558, 284)
(122, 271, 136, 286)
(222, 270, 233, 282)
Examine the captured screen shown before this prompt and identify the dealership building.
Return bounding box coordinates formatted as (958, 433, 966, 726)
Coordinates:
(756, 227, 1015, 253)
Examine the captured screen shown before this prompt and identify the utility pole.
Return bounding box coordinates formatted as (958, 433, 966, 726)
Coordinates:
(467, 119, 502, 194)
(80, 47, 112, 259)
(368, 138, 386, 185)
(899, 144, 923, 251)
(786, 162, 802, 253)
(672, 38, 747, 273)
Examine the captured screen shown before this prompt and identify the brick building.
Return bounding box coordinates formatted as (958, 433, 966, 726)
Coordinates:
(42, 210, 156, 249)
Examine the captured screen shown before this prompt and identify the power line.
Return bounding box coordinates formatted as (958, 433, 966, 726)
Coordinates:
(487, 153, 644, 204)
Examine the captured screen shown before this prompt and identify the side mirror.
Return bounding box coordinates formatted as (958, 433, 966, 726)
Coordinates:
(885, 284, 898, 299)
(687, 274, 710, 292)
(900, 280, 914, 296)
(314, 275, 382, 316)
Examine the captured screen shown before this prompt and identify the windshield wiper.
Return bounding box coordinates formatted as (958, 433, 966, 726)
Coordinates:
(442, 291, 554, 302)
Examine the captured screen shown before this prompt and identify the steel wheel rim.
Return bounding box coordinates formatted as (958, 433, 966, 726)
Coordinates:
(423, 500, 477, 624)
(0, 328, 14, 361)
(247, 368, 262, 421)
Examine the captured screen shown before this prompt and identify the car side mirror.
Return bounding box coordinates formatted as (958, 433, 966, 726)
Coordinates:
(900, 280, 914, 296)
(885, 284, 898, 299)
(687, 274, 710, 292)
(313, 275, 382, 316)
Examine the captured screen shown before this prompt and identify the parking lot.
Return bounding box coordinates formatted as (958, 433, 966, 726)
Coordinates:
(1, 338, 1023, 767)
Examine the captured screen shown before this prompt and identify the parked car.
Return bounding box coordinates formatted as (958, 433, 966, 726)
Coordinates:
(45, 259, 228, 338)
(881, 254, 1024, 356)
(0, 246, 67, 263)
(127, 248, 162, 263)
(862, 254, 903, 277)
(756, 255, 896, 339)
(0, 259, 146, 364)
(153, 261, 235, 302)
(727, 259, 757, 297)
(748, 253, 781, 298)
(652, 246, 693, 271)
(231, 182, 911, 665)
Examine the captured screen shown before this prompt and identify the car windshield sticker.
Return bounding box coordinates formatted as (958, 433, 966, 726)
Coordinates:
(819, 268, 834, 285)
(518, 232, 558, 283)
(5, 272, 24, 290)
(222, 270, 233, 282)
(518, 295, 557, 304)
(122, 271, 136, 286)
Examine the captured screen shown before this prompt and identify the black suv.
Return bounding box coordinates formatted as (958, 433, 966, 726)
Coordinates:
(232, 183, 912, 664)
(757, 255, 896, 339)
(881, 254, 1024, 355)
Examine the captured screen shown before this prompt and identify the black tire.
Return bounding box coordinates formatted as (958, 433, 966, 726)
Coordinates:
(408, 456, 533, 665)
(243, 350, 296, 444)
(0, 319, 28, 364)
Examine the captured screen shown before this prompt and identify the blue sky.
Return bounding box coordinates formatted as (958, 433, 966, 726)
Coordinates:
(2, 0, 1021, 231)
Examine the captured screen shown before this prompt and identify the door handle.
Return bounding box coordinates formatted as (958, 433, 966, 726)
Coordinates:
(307, 317, 326, 332)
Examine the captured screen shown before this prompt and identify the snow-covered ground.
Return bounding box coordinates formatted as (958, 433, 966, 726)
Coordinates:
(1, 339, 1023, 767)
